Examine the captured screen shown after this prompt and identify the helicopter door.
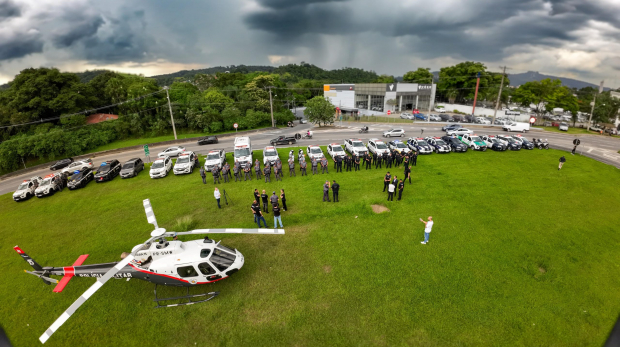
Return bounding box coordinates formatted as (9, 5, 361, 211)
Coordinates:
(176, 264, 202, 285)
(198, 262, 222, 282)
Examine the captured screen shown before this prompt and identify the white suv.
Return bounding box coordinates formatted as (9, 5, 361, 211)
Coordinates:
(446, 128, 473, 136)
(434, 107, 446, 113)
(35, 173, 63, 198)
(263, 146, 280, 166)
(344, 139, 368, 156)
(150, 156, 172, 178)
(204, 149, 226, 172)
(174, 151, 199, 175)
(382, 128, 405, 138)
(13, 177, 42, 202)
(327, 143, 346, 160)
(306, 145, 325, 160)
(367, 138, 390, 156)
(61, 158, 94, 174)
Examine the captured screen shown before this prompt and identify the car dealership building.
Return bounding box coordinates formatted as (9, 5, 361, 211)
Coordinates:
(323, 83, 437, 114)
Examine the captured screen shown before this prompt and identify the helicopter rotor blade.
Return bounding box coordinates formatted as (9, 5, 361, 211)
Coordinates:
(143, 199, 158, 229)
(39, 254, 135, 344)
(169, 228, 285, 237)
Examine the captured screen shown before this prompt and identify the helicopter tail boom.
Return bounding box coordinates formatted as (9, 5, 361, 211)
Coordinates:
(14, 246, 51, 285)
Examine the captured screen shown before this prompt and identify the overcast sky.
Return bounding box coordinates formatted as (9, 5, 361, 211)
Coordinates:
(1, 0, 619, 87)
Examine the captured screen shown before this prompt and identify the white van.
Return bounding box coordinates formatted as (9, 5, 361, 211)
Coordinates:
(234, 136, 253, 167)
(503, 122, 530, 133)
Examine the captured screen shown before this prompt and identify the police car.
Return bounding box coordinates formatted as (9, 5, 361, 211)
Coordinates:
(407, 137, 433, 154)
(60, 158, 94, 175)
(458, 134, 488, 151)
(150, 156, 173, 178)
(441, 136, 468, 152)
(35, 173, 63, 198)
(327, 143, 346, 160)
(511, 134, 535, 149)
(496, 135, 522, 150)
(67, 168, 94, 190)
(173, 151, 199, 175)
(94, 160, 121, 182)
(387, 140, 410, 154)
(203, 149, 226, 172)
(425, 137, 451, 153)
(480, 135, 507, 151)
(306, 145, 325, 161)
(13, 177, 42, 202)
(344, 138, 368, 157)
(263, 146, 280, 166)
(367, 138, 390, 156)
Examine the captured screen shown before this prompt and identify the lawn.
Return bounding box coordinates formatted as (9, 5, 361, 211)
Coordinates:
(1, 147, 620, 346)
(533, 125, 619, 137)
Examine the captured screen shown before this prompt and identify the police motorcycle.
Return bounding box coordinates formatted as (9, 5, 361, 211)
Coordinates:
(534, 138, 549, 149)
(359, 126, 369, 134)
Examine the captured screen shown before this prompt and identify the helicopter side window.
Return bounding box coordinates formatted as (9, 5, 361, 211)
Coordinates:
(200, 249, 211, 258)
(177, 266, 198, 278)
(198, 262, 217, 275)
(210, 248, 236, 271)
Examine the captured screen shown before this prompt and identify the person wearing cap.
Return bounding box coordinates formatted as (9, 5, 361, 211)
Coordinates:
(233, 162, 241, 182)
(272, 202, 283, 228)
(321, 157, 329, 174)
(212, 165, 221, 184)
(331, 180, 340, 202)
(323, 181, 331, 202)
(221, 164, 230, 183)
(261, 189, 269, 213)
(251, 200, 267, 228)
(254, 159, 262, 179)
(354, 154, 360, 171)
(199, 167, 207, 184)
(300, 159, 307, 176)
(224, 162, 232, 179)
(253, 188, 260, 204)
(383, 171, 391, 192)
(288, 157, 296, 177)
(244, 164, 252, 181)
(311, 157, 318, 175)
(397, 179, 404, 200)
(365, 153, 372, 170)
(270, 191, 279, 206)
(274, 165, 282, 181)
(263, 163, 271, 182)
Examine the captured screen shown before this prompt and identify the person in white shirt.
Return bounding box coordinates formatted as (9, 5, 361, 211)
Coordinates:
(214, 188, 221, 209)
(387, 182, 395, 201)
(420, 216, 433, 244)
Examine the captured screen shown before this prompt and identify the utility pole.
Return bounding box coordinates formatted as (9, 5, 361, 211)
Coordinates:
(472, 72, 481, 116)
(493, 66, 509, 125)
(164, 86, 177, 140)
(587, 80, 604, 130)
(268, 86, 275, 128)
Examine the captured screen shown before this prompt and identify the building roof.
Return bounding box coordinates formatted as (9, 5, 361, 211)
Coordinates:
(85, 113, 118, 124)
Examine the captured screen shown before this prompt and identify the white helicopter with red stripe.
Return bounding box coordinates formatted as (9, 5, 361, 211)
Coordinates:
(15, 199, 285, 344)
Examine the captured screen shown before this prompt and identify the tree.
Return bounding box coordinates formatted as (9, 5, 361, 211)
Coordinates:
(592, 92, 620, 125)
(373, 74, 395, 83)
(304, 96, 335, 126)
(512, 79, 578, 123)
(436, 62, 508, 104)
(403, 68, 433, 84)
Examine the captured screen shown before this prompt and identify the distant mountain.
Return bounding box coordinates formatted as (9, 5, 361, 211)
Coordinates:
(149, 65, 276, 86)
(507, 71, 608, 90)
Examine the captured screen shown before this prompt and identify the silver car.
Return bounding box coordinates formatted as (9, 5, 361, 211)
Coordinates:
(559, 122, 569, 131)
(158, 146, 186, 158)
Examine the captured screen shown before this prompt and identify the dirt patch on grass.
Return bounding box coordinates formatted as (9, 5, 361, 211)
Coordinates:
(323, 265, 331, 273)
(371, 204, 390, 213)
(538, 267, 547, 274)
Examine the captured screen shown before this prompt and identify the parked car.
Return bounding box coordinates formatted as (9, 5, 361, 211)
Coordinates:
(383, 128, 405, 138)
(387, 140, 410, 154)
(496, 135, 522, 150)
(306, 145, 325, 160)
(67, 168, 94, 190)
(367, 139, 390, 156)
(511, 135, 535, 149)
(450, 115, 463, 122)
(463, 115, 474, 123)
(270, 135, 297, 145)
(204, 149, 226, 172)
(157, 146, 186, 158)
(439, 114, 451, 122)
(173, 151, 200, 175)
(327, 143, 347, 160)
(120, 158, 145, 178)
(13, 177, 42, 202)
(441, 136, 468, 152)
(344, 138, 368, 157)
(589, 125, 603, 132)
(474, 117, 491, 124)
(458, 134, 487, 151)
(446, 128, 473, 136)
(150, 156, 173, 178)
(425, 137, 451, 153)
(442, 124, 462, 132)
(263, 146, 280, 166)
(503, 122, 530, 132)
(434, 107, 446, 113)
(559, 122, 569, 131)
(480, 135, 507, 151)
(61, 159, 94, 175)
(197, 136, 218, 145)
(50, 158, 74, 171)
(414, 113, 427, 121)
(35, 173, 63, 198)
(94, 160, 121, 182)
(400, 113, 411, 119)
(407, 138, 433, 154)
(428, 114, 441, 121)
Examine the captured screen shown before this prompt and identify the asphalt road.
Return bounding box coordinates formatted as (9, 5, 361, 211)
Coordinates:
(2, 122, 619, 197)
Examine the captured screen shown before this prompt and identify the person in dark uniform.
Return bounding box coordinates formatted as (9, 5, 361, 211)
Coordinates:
(263, 163, 271, 182)
(224, 162, 232, 179)
(335, 156, 342, 172)
(261, 189, 269, 213)
(331, 180, 340, 202)
(412, 151, 418, 166)
(354, 154, 360, 171)
(365, 153, 372, 170)
(212, 165, 221, 184)
(323, 181, 331, 202)
(386, 152, 393, 168)
(333, 155, 339, 170)
(280, 189, 287, 211)
(199, 167, 207, 184)
(233, 163, 241, 182)
(244, 164, 252, 181)
(372, 151, 378, 166)
(288, 158, 296, 177)
(403, 155, 409, 170)
(321, 157, 329, 174)
(394, 152, 401, 168)
(348, 155, 354, 171)
(375, 152, 382, 169)
(392, 175, 398, 187)
(251, 200, 267, 228)
(404, 165, 412, 184)
(300, 159, 307, 176)
(312, 158, 318, 175)
(254, 159, 262, 180)
(397, 179, 404, 200)
(382, 152, 389, 169)
(342, 155, 348, 172)
(383, 172, 391, 192)
(253, 189, 260, 204)
(274, 166, 282, 181)
(221, 164, 230, 183)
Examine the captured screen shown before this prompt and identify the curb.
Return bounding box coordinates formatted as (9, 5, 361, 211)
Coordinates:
(0, 127, 278, 181)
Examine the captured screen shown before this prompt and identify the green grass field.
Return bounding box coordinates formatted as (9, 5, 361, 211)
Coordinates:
(1, 147, 620, 346)
(533, 125, 619, 137)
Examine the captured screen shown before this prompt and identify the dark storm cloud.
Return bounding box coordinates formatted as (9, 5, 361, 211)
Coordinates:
(257, 0, 348, 9)
(0, 34, 43, 60)
(0, 0, 20, 19)
(52, 15, 105, 48)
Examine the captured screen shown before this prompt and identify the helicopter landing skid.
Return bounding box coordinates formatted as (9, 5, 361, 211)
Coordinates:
(153, 284, 219, 308)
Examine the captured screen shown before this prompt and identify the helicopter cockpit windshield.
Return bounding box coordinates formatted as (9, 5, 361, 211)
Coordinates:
(209, 246, 237, 271)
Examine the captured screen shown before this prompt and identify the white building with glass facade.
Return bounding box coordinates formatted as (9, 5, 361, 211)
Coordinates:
(323, 83, 437, 114)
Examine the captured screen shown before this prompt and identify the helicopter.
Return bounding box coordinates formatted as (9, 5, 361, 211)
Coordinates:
(14, 199, 285, 344)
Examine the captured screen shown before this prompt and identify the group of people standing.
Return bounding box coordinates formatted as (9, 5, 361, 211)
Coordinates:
(250, 189, 287, 228)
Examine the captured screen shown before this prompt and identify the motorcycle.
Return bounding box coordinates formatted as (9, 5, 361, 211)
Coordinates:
(303, 133, 313, 139)
(541, 139, 549, 149)
(359, 127, 369, 134)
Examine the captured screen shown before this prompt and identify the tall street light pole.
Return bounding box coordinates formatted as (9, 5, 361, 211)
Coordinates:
(164, 86, 177, 140)
(493, 66, 509, 125)
(267, 86, 275, 128)
(588, 80, 604, 130)
(472, 72, 481, 116)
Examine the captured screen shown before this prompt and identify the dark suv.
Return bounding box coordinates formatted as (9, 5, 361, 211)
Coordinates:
(463, 115, 474, 123)
(197, 136, 218, 145)
(67, 168, 94, 190)
(94, 160, 121, 182)
(441, 136, 468, 152)
(120, 158, 145, 178)
(50, 158, 74, 170)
